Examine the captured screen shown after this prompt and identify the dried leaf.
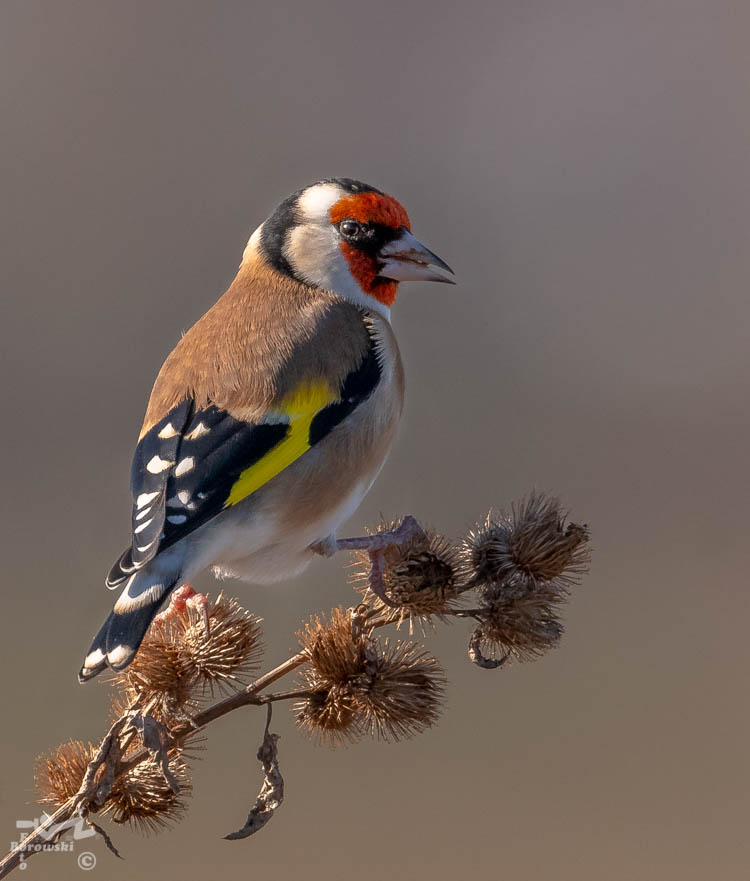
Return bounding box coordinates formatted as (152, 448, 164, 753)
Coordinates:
(83, 816, 124, 860)
(130, 712, 180, 794)
(225, 722, 284, 840)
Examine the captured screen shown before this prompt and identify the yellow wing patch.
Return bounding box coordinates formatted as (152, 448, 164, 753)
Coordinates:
(224, 381, 335, 508)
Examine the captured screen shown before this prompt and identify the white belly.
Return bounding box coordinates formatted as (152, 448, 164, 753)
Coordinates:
(208, 475, 375, 584)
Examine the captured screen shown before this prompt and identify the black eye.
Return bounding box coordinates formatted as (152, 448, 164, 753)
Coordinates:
(339, 219, 362, 240)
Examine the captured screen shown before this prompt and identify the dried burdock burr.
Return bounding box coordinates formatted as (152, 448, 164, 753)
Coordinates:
(295, 607, 445, 743)
(470, 589, 565, 666)
(298, 606, 367, 685)
(10, 497, 592, 877)
(36, 726, 201, 835)
(35, 740, 98, 806)
(174, 592, 263, 694)
(108, 684, 143, 723)
(460, 493, 590, 593)
(295, 685, 360, 746)
(350, 519, 462, 627)
(112, 592, 263, 718)
(294, 606, 367, 744)
(101, 748, 192, 834)
(114, 630, 198, 721)
(351, 639, 446, 741)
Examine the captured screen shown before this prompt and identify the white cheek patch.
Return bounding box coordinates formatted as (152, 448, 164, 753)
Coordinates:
(285, 223, 393, 320)
(285, 224, 352, 291)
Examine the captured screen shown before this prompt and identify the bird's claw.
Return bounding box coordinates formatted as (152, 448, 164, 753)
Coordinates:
(155, 583, 211, 636)
(332, 516, 428, 608)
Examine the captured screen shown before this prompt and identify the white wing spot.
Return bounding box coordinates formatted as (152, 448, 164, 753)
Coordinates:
(83, 648, 105, 671)
(186, 422, 210, 440)
(157, 422, 178, 439)
(108, 572, 136, 593)
(167, 514, 188, 524)
(174, 457, 195, 476)
(135, 505, 153, 521)
(114, 582, 165, 614)
(133, 517, 154, 534)
(147, 455, 173, 474)
(108, 645, 133, 666)
(177, 490, 191, 504)
(136, 538, 158, 553)
(136, 491, 160, 507)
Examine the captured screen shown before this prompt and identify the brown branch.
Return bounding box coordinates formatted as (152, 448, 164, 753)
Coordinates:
(0, 605, 486, 878)
(0, 502, 590, 878)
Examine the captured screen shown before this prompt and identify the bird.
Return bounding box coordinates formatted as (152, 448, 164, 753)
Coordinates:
(79, 177, 455, 682)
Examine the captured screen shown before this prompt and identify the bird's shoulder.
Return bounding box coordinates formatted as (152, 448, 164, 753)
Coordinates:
(140, 258, 375, 436)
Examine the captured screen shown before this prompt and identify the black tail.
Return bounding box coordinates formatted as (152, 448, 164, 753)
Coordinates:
(78, 574, 174, 682)
(78, 612, 115, 681)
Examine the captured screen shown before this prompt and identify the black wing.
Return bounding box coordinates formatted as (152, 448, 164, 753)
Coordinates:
(106, 329, 381, 588)
(106, 404, 289, 587)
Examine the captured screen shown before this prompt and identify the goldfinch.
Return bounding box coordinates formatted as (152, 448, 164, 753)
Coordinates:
(79, 178, 454, 682)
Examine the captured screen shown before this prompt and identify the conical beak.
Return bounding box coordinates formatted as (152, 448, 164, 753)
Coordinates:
(377, 228, 456, 284)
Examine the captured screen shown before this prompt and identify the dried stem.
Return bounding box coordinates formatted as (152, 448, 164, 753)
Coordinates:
(0, 625, 387, 876)
(1, 501, 591, 878)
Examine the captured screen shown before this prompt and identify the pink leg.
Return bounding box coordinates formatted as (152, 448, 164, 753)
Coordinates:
(154, 583, 211, 635)
(334, 516, 428, 608)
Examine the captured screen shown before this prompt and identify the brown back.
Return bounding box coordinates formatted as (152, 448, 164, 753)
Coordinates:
(140, 257, 372, 436)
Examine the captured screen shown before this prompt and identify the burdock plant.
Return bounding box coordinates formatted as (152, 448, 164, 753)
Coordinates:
(1, 492, 591, 877)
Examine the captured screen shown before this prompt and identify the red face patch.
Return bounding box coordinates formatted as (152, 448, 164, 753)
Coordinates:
(339, 243, 398, 306)
(330, 192, 409, 306)
(329, 192, 411, 230)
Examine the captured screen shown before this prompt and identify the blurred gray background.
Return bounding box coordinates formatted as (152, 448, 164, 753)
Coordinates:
(1, 1, 748, 878)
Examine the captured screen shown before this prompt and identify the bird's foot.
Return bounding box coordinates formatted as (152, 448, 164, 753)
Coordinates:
(335, 516, 426, 554)
(334, 516, 428, 608)
(309, 534, 339, 557)
(155, 583, 211, 636)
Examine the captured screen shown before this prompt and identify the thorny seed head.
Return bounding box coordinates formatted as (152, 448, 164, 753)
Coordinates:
(471, 590, 565, 665)
(295, 608, 445, 744)
(353, 639, 446, 741)
(460, 494, 590, 595)
(298, 606, 367, 685)
(295, 685, 360, 746)
(35, 740, 98, 805)
(113, 592, 263, 713)
(351, 519, 463, 628)
(115, 635, 198, 720)
(172, 593, 263, 694)
(108, 684, 144, 723)
(101, 748, 192, 834)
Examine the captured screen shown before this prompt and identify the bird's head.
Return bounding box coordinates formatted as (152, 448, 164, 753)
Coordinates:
(246, 178, 455, 316)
